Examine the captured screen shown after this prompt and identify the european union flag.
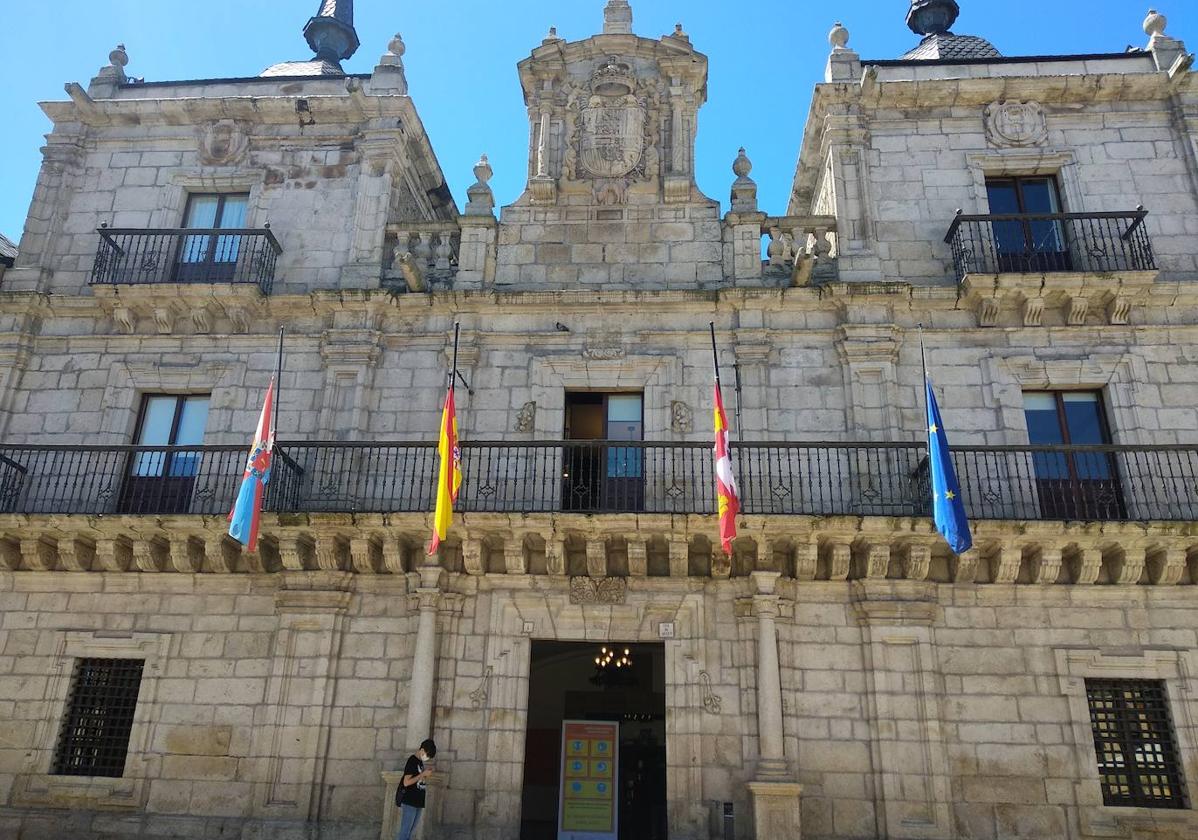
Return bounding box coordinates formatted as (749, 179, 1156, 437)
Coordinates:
(925, 380, 973, 554)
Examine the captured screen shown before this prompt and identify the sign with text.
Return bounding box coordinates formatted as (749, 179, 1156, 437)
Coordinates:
(558, 720, 619, 840)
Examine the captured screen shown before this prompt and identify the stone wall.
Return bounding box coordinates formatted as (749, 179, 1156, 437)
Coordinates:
(2, 563, 1198, 840)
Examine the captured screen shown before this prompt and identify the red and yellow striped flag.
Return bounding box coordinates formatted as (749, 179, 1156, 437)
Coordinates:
(428, 386, 462, 555)
(713, 383, 740, 555)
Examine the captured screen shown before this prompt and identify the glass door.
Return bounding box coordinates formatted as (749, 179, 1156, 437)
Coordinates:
(1024, 391, 1123, 520)
(986, 177, 1071, 273)
(563, 393, 644, 512)
(119, 395, 210, 514)
(175, 193, 249, 283)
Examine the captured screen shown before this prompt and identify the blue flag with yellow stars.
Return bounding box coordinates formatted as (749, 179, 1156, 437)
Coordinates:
(925, 380, 973, 554)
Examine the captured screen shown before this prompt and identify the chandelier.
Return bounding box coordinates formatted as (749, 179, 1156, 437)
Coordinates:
(594, 646, 632, 671)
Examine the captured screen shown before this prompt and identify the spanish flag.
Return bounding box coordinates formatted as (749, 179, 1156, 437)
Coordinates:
(428, 385, 462, 555)
(713, 383, 739, 555)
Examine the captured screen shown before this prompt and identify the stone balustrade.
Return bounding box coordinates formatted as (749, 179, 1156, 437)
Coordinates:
(384, 223, 461, 291)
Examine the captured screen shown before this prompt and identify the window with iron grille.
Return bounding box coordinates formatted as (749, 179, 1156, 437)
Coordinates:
(52, 658, 145, 778)
(1085, 678, 1187, 809)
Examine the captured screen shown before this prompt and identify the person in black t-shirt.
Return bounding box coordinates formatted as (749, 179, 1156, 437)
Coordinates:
(396, 738, 437, 840)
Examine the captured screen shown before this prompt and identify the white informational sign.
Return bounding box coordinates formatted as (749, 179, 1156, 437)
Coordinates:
(557, 720, 620, 840)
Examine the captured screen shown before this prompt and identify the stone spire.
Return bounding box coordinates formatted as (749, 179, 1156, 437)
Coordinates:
(603, 0, 633, 34)
(304, 0, 361, 64)
(906, 0, 960, 35)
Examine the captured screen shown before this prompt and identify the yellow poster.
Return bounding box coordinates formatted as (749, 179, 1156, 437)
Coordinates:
(558, 721, 619, 839)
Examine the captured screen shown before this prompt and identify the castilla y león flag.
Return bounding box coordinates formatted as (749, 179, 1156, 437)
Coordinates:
(428, 385, 462, 555)
(713, 383, 740, 555)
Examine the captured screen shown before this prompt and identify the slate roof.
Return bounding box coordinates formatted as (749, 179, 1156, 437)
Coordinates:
(900, 32, 1002, 61)
(260, 59, 347, 78)
(0, 234, 16, 267)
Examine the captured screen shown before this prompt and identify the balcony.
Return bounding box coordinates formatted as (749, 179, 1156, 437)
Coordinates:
(944, 209, 1155, 285)
(89, 226, 282, 294)
(0, 440, 1195, 524)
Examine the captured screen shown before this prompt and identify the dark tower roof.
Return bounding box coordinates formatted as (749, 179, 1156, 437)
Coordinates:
(900, 0, 1001, 61)
(261, 0, 361, 78)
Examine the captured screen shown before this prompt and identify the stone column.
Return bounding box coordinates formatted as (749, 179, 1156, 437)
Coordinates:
(751, 571, 786, 776)
(405, 565, 442, 745)
(746, 571, 802, 838)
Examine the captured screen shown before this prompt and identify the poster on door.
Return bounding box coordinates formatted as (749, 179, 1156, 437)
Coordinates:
(558, 720, 619, 840)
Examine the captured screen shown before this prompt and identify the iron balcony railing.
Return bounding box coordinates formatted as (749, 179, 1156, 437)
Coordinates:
(89, 225, 282, 294)
(0, 440, 1195, 523)
(944, 209, 1155, 284)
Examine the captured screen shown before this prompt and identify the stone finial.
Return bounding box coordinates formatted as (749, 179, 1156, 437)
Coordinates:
(371, 33, 409, 93)
(829, 22, 850, 49)
(603, 0, 634, 35)
(465, 154, 496, 216)
(907, 0, 960, 36)
(1144, 9, 1167, 37)
(542, 26, 563, 45)
(89, 43, 129, 96)
(668, 23, 691, 43)
(730, 147, 758, 213)
(109, 44, 129, 69)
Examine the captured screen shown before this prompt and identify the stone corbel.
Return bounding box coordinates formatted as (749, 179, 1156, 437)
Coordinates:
(277, 532, 314, 572)
(903, 544, 932, 582)
(1072, 547, 1103, 585)
(1107, 295, 1132, 326)
(1111, 545, 1146, 586)
(501, 534, 527, 575)
(315, 534, 347, 572)
(133, 538, 167, 573)
(205, 533, 238, 574)
(544, 537, 566, 576)
(152, 305, 179, 335)
(794, 541, 818, 581)
(1030, 545, 1063, 584)
(21, 536, 57, 572)
(828, 541, 851, 581)
(58, 538, 95, 573)
(95, 537, 132, 572)
(989, 545, 1022, 584)
(350, 536, 382, 574)
(668, 538, 690, 578)
(626, 539, 647, 577)
(585, 537, 608, 579)
(1065, 295, 1089, 326)
(1021, 295, 1044, 327)
(382, 537, 410, 575)
(112, 306, 137, 335)
(1148, 546, 1186, 586)
(167, 535, 203, 573)
(976, 296, 1001, 328)
(461, 538, 486, 577)
(864, 544, 890, 579)
(952, 548, 979, 583)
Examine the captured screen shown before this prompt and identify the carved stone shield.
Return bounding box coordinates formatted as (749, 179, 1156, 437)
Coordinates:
(579, 100, 645, 178)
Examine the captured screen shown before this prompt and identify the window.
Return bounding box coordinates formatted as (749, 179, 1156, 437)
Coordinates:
(1024, 391, 1123, 520)
(52, 658, 145, 778)
(1085, 679, 1186, 809)
(177, 193, 250, 282)
(986, 176, 1071, 272)
(563, 392, 644, 512)
(120, 394, 210, 514)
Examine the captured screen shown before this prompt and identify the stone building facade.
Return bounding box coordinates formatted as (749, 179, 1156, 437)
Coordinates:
(0, 1, 1197, 839)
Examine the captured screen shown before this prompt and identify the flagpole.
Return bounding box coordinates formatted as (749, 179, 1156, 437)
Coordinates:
(732, 361, 743, 440)
(449, 322, 461, 393)
(272, 327, 283, 444)
(918, 323, 930, 427)
(709, 322, 721, 385)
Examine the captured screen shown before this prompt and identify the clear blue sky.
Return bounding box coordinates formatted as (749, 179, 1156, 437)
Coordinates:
(1, 1, 1191, 243)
